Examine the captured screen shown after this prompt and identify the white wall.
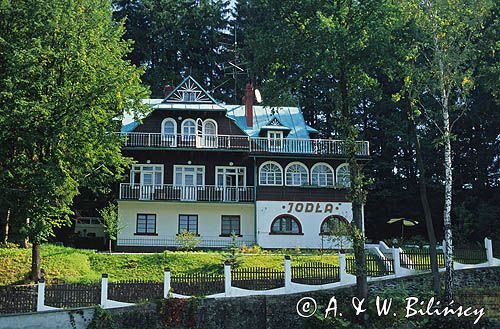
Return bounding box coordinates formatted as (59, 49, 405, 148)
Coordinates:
(117, 201, 255, 246)
(256, 201, 354, 249)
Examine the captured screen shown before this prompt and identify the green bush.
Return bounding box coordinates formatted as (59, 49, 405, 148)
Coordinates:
(175, 232, 201, 251)
(0, 242, 19, 249)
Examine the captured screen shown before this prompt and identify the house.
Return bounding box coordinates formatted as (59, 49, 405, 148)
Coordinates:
(116, 76, 370, 251)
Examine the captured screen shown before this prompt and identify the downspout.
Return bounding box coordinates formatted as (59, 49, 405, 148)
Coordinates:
(253, 157, 258, 245)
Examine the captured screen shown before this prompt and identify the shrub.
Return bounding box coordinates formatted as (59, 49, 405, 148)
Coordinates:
(175, 232, 201, 251)
(0, 242, 19, 249)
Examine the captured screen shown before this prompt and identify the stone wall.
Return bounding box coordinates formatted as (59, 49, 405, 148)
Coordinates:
(1, 267, 498, 329)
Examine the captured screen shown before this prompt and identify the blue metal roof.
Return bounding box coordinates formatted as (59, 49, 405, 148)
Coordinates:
(225, 105, 312, 139)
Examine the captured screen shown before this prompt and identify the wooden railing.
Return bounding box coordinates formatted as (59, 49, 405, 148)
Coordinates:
(119, 183, 254, 203)
(117, 132, 370, 156)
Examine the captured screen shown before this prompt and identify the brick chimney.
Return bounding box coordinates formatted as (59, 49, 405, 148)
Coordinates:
(163, 85, 174, 97)
(243, 83, 254, 128)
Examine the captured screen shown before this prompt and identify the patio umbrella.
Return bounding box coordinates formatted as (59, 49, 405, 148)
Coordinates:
(387, 218, 419, 239)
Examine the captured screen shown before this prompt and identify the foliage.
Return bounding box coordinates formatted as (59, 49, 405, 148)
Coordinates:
(0, 242, 19, 249)
(87, 306, 117, 329)
(98, 202, 124, 252)
(0, 244, 340, 285)
(224, 233, 243, 269)
(175, 232, 201, 251)
(0, 0, 149, 280)
(323, 219, 353, 251)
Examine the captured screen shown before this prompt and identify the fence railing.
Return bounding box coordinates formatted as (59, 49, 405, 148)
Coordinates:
(453, 247, 488, 264)
(171, 273, 224, 296)
(116, 235, 256, 249)
(400, 249, 445, 270)
(291, 262, 340, 285)
(117, 132, 370, 156)
(0, 285, 36, 314)
(346, 254, 395, 277)
(2, 238, 498, 315)
(119, 183, 254, 203)
(45, 283, 100, 308)
(231, 267, 285, 290)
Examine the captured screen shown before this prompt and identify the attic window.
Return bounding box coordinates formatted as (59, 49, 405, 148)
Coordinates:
(182, 91, 196, 102)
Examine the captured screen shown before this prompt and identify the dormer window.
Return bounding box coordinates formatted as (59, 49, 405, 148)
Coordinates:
(267, 131, 283, 151)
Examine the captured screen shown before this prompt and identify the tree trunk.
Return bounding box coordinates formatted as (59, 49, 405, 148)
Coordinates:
(31, 242, 41, 282)
(1, 209, 10, 244)
(443, 107, 454, 302)
(108, 239, 112, 253)
(408, 112, 440, 294)
(352, 195, 368, 300)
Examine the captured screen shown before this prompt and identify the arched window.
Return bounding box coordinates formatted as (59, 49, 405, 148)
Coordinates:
(320, 215, 350, 235)
(270, 215, 302, 235)
(336, 164, 351, 188)
(181, 119, 196, 141)
(203, 119, 217, 136)
(311, 163, 334, 187)
(161, 118, 177, 144)
(202, 119, 218, 148)
(259, 161, 283, 186)
(285, 162, 309, 186)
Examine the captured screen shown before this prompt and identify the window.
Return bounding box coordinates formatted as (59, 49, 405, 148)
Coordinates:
(311, 163, 334, 187)
(182, 91, 196, 102)
(285, 162, 309, 186)
(181, 119, 196, 140)
(336, 164, 351, 188)
(130, 164, 163, 186)
(259, 161, 283, 185)
(174, 166, 205, 186)
(320, 215, 350, 235)
(216, 167, 246, 187)
(270, 215, 302, 235)
(178, 215, 198, 234)
(136, 214, 156, 234)
(202, 119, 217, 147)
(267, 131, 283, 151)
(221, 215, 241, 236)
(161, 118, 177, 144)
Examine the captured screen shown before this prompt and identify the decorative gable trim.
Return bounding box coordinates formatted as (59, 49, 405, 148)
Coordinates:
(162, 76, 218, 104)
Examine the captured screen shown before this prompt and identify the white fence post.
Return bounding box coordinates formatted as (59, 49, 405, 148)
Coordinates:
(100, 274, 108, 308)
(224, 261, 231, 297)
(36, 279, 45, 312)
(485, 238, 494, 266)
(164, 268, 171, 299)
(392, 248, 402, 277)
(339, 253, 347, 282)
(284, 255, 291, 292)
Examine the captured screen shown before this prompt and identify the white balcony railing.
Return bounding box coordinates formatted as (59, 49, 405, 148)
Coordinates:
(119, 183, 255, 203)
(249, 137, 370, 156)
(118, 132, 250, 150)
(117, 132, 370, 156)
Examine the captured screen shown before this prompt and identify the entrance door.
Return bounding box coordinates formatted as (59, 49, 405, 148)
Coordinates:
(175, 166, 204, 201)
(182, 171, 197, 201)
(140, 171, 154, 200)
(216, 167, 246, 202)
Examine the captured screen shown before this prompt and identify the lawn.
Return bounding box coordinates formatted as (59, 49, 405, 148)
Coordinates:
(0, 244, 339, 285)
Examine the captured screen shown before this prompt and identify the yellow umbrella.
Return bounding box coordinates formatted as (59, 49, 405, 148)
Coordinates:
(387, 218, 419, 238)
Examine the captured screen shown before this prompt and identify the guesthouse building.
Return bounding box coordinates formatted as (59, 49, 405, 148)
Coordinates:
(116, 76, 370, 251)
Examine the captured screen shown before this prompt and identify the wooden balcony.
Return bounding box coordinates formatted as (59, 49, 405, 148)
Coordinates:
(117, 132, 370, 156)
(119, 183, 255, 203)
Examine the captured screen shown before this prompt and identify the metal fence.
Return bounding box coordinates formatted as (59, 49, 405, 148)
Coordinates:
(400, 249, 445, 270)
(108, 280, 162, 303)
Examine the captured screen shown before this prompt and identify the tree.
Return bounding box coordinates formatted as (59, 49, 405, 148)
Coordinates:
(400, 0, 494, 301)
(224, 233, 243, 269)
(0, 0, 148, 281)
(98, 202, 124, 253)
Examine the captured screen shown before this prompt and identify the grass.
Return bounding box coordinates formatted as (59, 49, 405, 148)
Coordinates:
(0, 244, 339, 285)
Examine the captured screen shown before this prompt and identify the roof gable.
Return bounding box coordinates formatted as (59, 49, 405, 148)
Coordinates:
(162, 76, 218, 104)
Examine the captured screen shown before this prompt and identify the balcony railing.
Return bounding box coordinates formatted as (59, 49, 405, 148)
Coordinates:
(117, 132, 370, 156)
(118, 132, 250, 150)
(249, 137, 370, 156)
(119, 183, 254, 203)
